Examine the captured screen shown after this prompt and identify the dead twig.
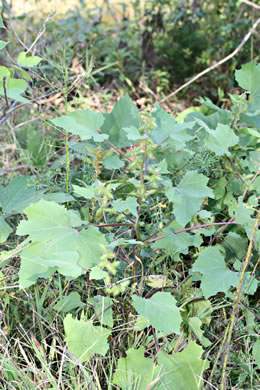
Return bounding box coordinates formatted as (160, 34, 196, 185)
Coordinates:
(0, 164, 28, 176)
(241, 0, 260, 10)
(159, 17, 260, 103)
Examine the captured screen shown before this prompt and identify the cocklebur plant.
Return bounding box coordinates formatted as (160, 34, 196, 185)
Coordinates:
(1, 62, 259, 389)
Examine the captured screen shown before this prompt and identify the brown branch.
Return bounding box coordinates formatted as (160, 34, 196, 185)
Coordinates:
(145, 222, 240, 243)
(241, 0, 260, 10)
(104, 139, 132, 162)
(2, 76, 9, 115)
(229, 157, 245, 184)
(242, 168, 260, 199)
(159, 17, 260, 103)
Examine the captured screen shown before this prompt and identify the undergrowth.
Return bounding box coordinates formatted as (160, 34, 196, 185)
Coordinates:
(0, 2, 259, 390)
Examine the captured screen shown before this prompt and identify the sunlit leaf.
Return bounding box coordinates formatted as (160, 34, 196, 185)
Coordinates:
(113, 197, 139, 217)
(0, 216, 12, 243)
(103, 155, 124, 169)
(64, 314, 111, 363)
(88, 295, 113, 327)
(113, 347, 160, 390)
(0, 176, 44, 215)
(155, 341, 209, 389)
(188, 317, 211, 347)
(0, 14, 5, 29)
(205, 123, 239, 156)
(53, 292, 85, 313)
(132, 292, 182, 334)
(0, 77, 29, 103)
(51, 109, 106, 142)
(17, 51, 42, 67)
(16, 200, 106, 287)
(192, 247, 238, 298)
(101, 95, 141, 147)
(166, 171, 214, 226)
(253, 339, 260, 369)
(235, 62, 260, 96)
(0, 40, 8, 50)
(151, 104, 193, 148)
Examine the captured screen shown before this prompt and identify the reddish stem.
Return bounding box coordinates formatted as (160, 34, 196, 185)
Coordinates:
(145, 221, 240, 243)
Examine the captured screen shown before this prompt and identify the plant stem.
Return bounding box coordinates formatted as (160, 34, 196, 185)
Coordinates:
(145, 221, 240, 243)
(220, 210, 260, 389)
(63, 48, 70, 207)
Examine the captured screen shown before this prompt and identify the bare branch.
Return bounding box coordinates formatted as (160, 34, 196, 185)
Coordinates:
(241, 0, 260, 10)
(159, 17, 260, 104)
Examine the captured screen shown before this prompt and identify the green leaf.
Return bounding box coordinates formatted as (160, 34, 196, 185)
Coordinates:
(175, 106, 203, 123)
(134, 315, 151, 331)
(113, 197, 139, 218)
(89, 266, 108, 280)
(88, 295, 113, 327)
(205, 123, 239, 156)
(13, 65, 32, 81)
(123, 126, 147, 141)
(132, 292, 182, 334)
(151, 104, 193, 148)
(0, 176, 44, 215)
(73, 184, 96, 199)
(101, 95, 141, 147)
(0, 77, 29, 103)
(0, 216, 13, 243)
(188, 299, 212, 326)
(18, 242, 55, 288)
(223, 232, 248, 261)
(53, 292, 85, 313)
(16, 200, 82, 241)
(157, 159, 169, 174)
(213, 177, 227, 200)
(0, 66, 12, 80)
(0, 40, 8, 50)
(51, 109, 106, 142)
(18, 241, 81, 288)
(77, 226, 107, 269)
(152, 224, 202, 256)
(43, 192, 75, 203)
(235, 62, 260, 96)
(155, 341, 209, 389)
(113, 347, 160, 390)
(17, 51, 42, 67)
(64, 314, 111, 363)
(253, 339, 260, 369)
(192, 247, 238, 298)
(235, 200, 255, 240)
(16, 201, 106, 287)
(188, 317, 211, 347)
(103, 155, 124, 169)
(144, 275, 173, 288)
(166, 171, 214, 226)
(0, 238, 30, 269)
(0, 14, 5, 28)
(25, 128, 49, 167)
